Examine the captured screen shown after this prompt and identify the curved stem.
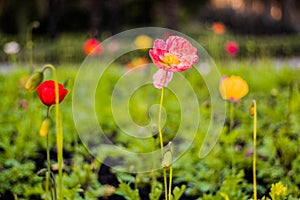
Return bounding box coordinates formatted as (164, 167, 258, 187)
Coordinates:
(252, 100, 257, 200)
(42, 64, 63, 200)
(26, 21, 39, 71)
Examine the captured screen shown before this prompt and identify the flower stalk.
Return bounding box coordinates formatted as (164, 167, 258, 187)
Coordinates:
(158, 72, 168, 200)
(41, 64, 64, 200)
(229, 101, 235, 172)
(150, 35, 198, 200)
(168, 166, 173, 200)
(26, 21, 39, 71)
(250, 100, 257, 200)
(45, 107, 51, 200)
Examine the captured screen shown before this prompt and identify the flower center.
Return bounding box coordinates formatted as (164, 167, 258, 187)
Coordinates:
(162, 54, 180, 67)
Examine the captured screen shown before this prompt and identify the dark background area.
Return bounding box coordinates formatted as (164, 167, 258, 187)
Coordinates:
(0, 0, 300, 39)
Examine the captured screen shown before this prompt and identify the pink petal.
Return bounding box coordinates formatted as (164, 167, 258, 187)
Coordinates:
(153, 69, 173, 89)
(153, 39, 167, 50)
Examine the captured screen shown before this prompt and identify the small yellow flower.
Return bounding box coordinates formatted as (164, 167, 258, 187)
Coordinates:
(270, 182, 288, 200)
(219, 75, 249, 102)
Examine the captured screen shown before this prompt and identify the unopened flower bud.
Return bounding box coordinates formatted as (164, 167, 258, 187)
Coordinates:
(249, 106, 255, 116)
(161, 142, 172, 169)
(162, 150, 172, 169)
(40, 117, 51, 137)
(249, 100, 256, 116)
(25, 72, 44, 91)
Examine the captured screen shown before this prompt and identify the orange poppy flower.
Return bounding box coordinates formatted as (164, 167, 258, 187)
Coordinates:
(212, 22, 226, 35)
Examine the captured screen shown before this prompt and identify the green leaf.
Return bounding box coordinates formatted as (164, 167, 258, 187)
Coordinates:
(149, 183, 162, 200)
(172, 185, 186, 200)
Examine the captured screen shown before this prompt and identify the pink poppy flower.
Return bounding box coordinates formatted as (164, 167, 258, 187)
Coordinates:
(225, 41, 239, 57)
(149, 36, 198, 89)
(149, 36, 199, 72)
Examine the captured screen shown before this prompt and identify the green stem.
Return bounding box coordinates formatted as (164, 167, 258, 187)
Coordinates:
(45, 107, 51, 200)
(286, 82, 293, 133)
(252, 100, 257, 200)
(163, 169, 168, 200)
(229, 101, 235, 173)
(158, 76, 166, 151)
(158, 72, 168, 199)
(26, 21, 39, 71)
(151, 138, 157, 194)
(74, 127, 79, 166)
(13, 193, 18, 200)
(42, 64, 63, 200)
(229, 101, 234, 132)
(168, 166, 173, 200)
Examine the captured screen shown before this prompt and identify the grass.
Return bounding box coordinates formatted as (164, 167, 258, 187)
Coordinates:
(1, 58, 300, 199)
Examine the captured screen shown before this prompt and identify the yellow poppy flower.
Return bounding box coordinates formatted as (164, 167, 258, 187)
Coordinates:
(219, 75, 249, 102)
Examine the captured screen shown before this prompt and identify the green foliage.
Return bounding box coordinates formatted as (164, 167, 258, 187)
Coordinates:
(0, 159, 41, 197)
(116, 181, 140, 200)
(1, 59, 300, 199)
(149, 181, 162, 200)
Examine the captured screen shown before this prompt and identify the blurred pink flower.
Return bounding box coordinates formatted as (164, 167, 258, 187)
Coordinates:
(83, 38, 103, 56)
(149, 36, 198, 72)
(224, 41, 239, 57)
(149, 36, 198, 89)
(153, 69, 173, 89)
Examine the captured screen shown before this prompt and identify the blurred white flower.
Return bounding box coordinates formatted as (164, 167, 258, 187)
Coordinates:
(3, 41, 20, 55)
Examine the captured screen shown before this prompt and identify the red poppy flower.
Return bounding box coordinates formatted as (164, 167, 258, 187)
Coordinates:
(83, 38, 103, 56)
(37, 80, 68, 106)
